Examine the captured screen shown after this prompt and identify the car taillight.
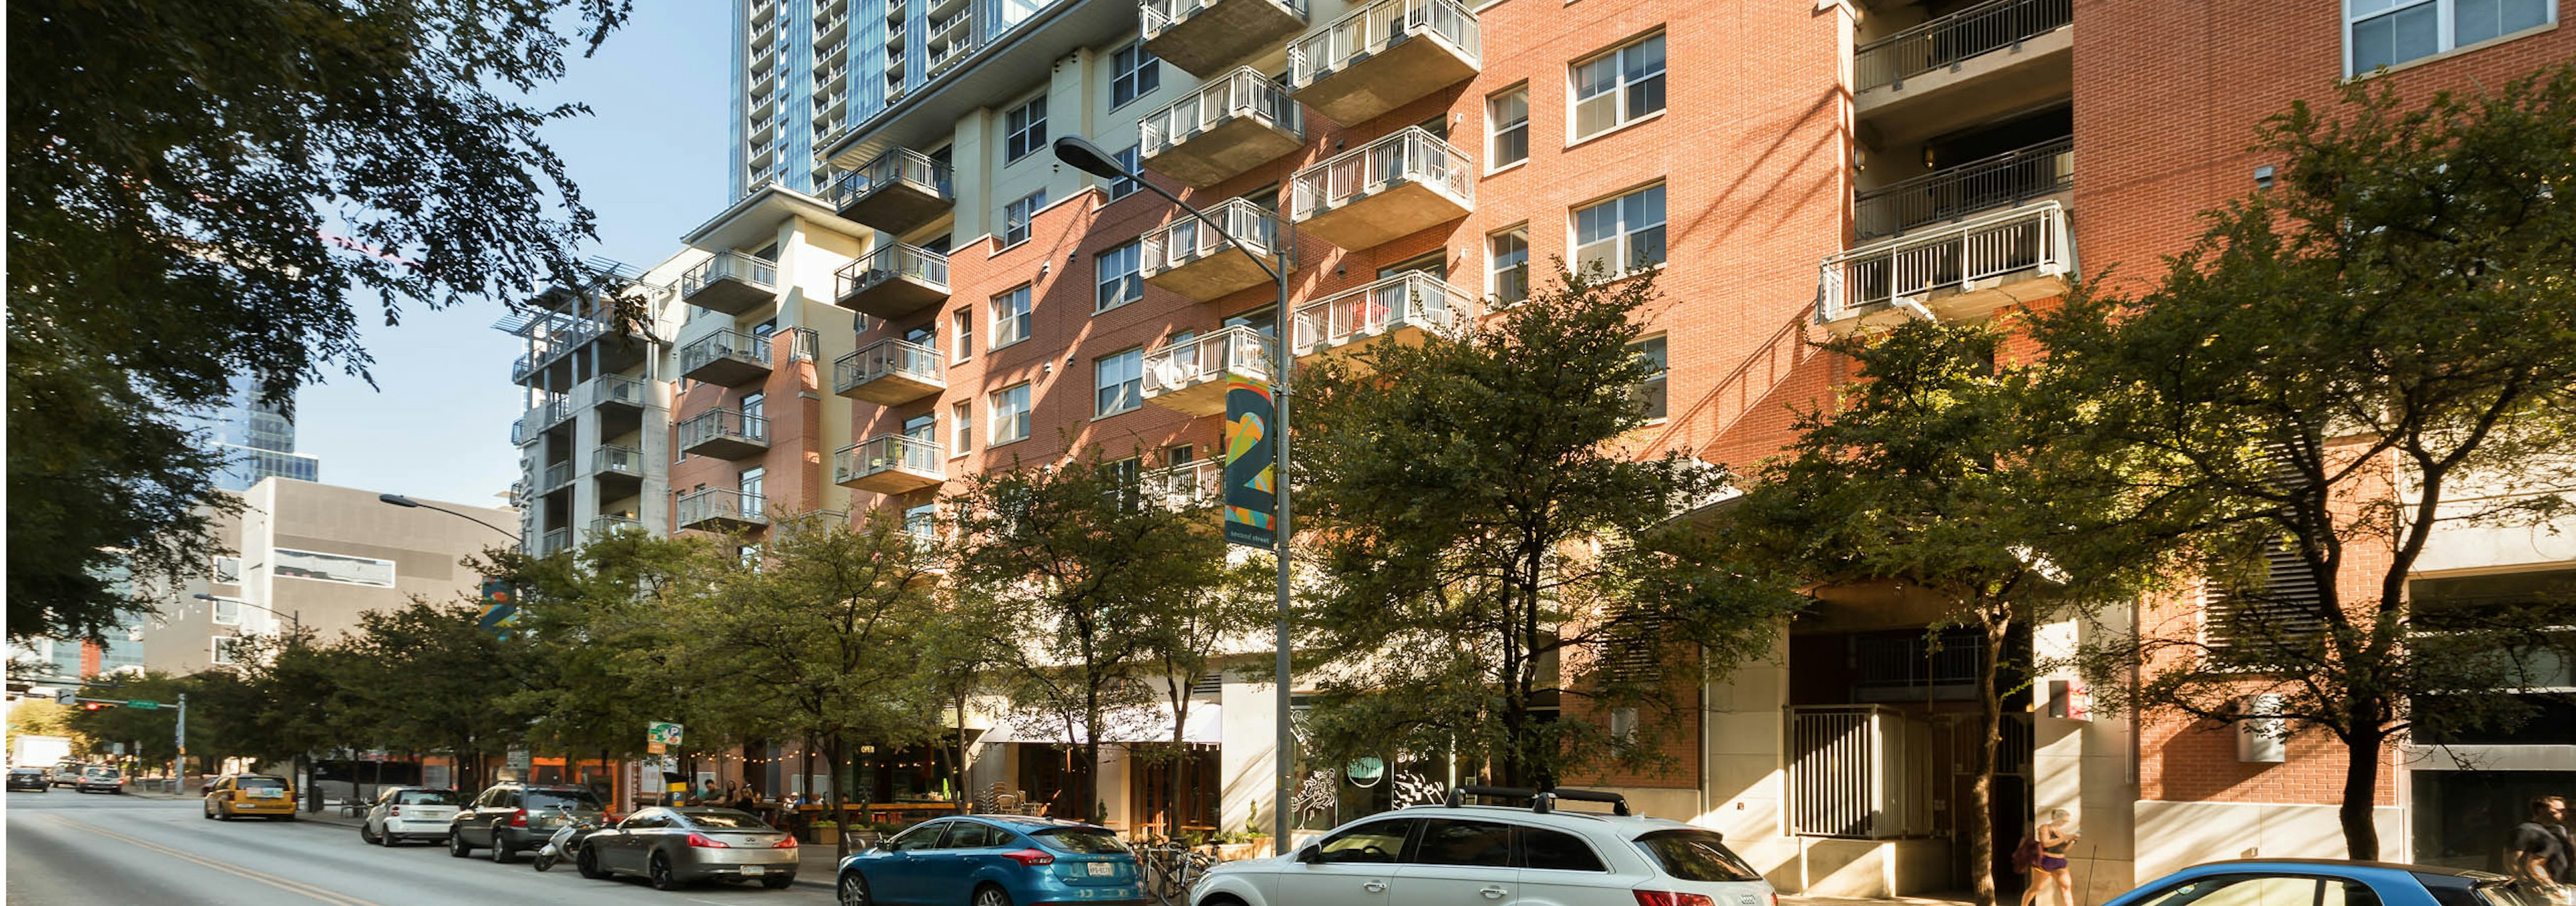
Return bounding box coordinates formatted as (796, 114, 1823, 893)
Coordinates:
(1002, 849, 1055, 866)
(603, 812, 623, 823)
(773, 836, 798, 848)
(389, 806, 401, 817)
(508, 808, 528, 828)
(686, 833, 730, 848)
(1634, 893, 1717, 906)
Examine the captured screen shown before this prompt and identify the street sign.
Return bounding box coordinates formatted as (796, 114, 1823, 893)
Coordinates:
(646, 721, 683, 746)
(125, 699, 160, 710)
(647, 742, 665, 755)
(506, 747, 531, 771)
(54, 688, 74, 705)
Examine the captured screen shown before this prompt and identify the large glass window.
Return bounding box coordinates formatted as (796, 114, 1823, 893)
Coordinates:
(1574, 184, 1668, 276)
(1489, 226, 1530, 305)
(1003, 191, 1048, 246)
(1572, 34, 1667, 140)
(991, 383, 1032, 445)
(992, 285, 1033, 348)
(1096, 240, 1144, 312)
(274, 548, 396, 587)
(1112, 42, 1161, 107)
(1096, 348, 1144, 417)
(1489, 86, 1530, 167)
(2347, 0, 2553, 74)
(1005, 95, 1048, 162)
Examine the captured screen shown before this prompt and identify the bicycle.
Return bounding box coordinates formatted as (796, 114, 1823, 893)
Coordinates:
(1129, 839, 1218, 906)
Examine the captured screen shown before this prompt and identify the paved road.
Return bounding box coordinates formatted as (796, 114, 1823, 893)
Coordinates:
(4, 790, 836, 906)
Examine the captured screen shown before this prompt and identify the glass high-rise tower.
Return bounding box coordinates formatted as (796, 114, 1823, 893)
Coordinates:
(206, 376, 321, 491)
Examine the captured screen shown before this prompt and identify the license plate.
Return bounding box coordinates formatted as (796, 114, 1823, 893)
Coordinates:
(250, 790, 283, 799)
(1087, 862, 1114, 877)
(740, 866, 766, 876)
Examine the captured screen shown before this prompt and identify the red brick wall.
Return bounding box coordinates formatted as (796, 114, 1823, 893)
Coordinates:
(669, 329, 832, 532)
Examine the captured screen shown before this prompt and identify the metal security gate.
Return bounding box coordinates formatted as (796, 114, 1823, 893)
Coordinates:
(1788, 705, 1935, 838)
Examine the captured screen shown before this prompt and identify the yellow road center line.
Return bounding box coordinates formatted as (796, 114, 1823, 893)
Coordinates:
(50, 815, 389, 906)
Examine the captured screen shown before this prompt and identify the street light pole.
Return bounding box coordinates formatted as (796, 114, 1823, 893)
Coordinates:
(1052, 136, 1297, 850)
(378, 493, 523, 542)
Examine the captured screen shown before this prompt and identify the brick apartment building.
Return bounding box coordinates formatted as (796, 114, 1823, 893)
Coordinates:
(502, 0, 2572, 895)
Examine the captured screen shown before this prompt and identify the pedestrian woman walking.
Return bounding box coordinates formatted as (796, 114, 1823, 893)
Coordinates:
(2020, 809, 2082, 906)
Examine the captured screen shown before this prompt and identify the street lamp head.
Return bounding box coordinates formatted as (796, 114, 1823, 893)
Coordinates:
(1052, 136, 1127, 180)
(191, 593, 221, 603)
(378, 493, 421, 508)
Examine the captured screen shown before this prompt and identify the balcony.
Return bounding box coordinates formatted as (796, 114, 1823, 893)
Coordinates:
(536, 527, 574, 557)
(834, 242, 951, 319)
(590, 373, 648, 411)
(1818, 201, 2073, 334)
(831, 148, 955, 234)
(677, 488, 769, 533)
(541, 460, 574, 491)
(1292, 271, 1480, 362)
(833, 338, 945, 405)
(1287, 0, 1479, 126)
(1139, 68, 1305, 188)
(1289, 126, 1472, 250)
(680, 251, 780, 316)
(1142, 0, 1307, 78)
(1142, 325, 1276, 416)
(588, 515, 643, 538)
(775, 509, 853, 541)
(1141, 458, 1223, 507)
(834, 434, 945, 495)
(1140, 199, 1291, 302)
(593, 441, 644, 479)
(1855, 137, 2072, 240)
(511, 417, 533, 447)
(678, 328, 775, 387)
(1853, 0, 2072, 140)
(678, 408, 771, 460)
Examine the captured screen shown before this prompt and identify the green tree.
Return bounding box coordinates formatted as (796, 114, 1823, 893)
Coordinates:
(2035, 63, 2576, 860)
(60, 671, 196, 762)
(1721, 319, 2153, 906)
(949, 450, 1238, 823)
(1293, 266, 1803, 795)
(339, 601, 531, 795)
(478, 531, 718, 772)
(5, 0, 629, 641)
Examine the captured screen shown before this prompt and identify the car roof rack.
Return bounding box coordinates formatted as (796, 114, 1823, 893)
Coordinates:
(1444, 785, 1631, 817)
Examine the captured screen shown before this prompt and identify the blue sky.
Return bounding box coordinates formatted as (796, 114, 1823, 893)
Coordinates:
(292, 3, 730, 508)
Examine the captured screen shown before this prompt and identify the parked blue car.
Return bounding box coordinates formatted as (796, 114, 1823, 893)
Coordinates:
(834, 814, 1142, 906)
(2100, 859, 2542, 906)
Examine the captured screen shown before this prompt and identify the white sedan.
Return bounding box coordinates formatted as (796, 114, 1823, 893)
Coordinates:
(361, 787, 463, 846)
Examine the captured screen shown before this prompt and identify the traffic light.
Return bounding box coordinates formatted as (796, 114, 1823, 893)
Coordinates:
(83, 702, 106, 711)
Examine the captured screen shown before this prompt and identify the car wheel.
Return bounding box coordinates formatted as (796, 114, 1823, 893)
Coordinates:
(202, 802, 214, 819)
(838, 872, 874, 906)
(361, 823, 378, 844)
(449, 829, 472, 858)
(761, 875, 794, 890)
(217, 804, 234, 821)
(972, 883, 1013, 906)
(490, 826, 515, 863)
(576, 845, 605, 880)
(647, 852, 678, 891)
(279, 812, 297, 822)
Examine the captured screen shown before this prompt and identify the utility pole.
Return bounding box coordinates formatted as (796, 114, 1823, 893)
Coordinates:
(174, 693, 188, 795)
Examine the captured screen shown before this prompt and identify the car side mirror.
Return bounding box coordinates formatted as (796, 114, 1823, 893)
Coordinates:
(1295, 846, 1322, 864)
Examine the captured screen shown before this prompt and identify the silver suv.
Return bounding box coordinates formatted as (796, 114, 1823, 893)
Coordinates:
(446, 783, 607, 863)
(1191, 787, 1776, 906)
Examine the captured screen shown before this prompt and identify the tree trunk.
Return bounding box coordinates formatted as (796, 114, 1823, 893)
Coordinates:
(1972, 615, 2009, 906)
(2339, 727, 2385, 860)
(954, 690, 971, 817)
(828, 734, 849, 861)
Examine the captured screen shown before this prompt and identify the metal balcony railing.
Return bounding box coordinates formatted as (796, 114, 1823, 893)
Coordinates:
(678, 409, 769, 450)
(588, 515, 643, 538)
(592, 444, 642, 476)
(590, 373, 648, 409)
(1142, 199, 1288, 276)
(1289, 0, 1480, 88)
(1290, 126, 1473, 223)
(541, 460, 574, 490)
(679, 328, 775, 374)
(1293, 272, 1480, 356)
(1143, 0, 1309, 40)
(1140, 68, 1304, 158)
(1854, 137, 2072, 240)
(833, 338, 945, 395)
(1140, 458, 1223, 505)
(681, 251, 777, 299)
(835, 243, 951, 300)
(831, 148, 954, 209)
(537, 527, 574, 556)
(835, 435, 945, 485)
(1818, 201, 2072, 322)
(677, 488, 769, 527)
(511, 417, 532, 446)
(1144, 325, 1276, 397)
(1854, 0, 2073, 93)
(538, 396, 575, 428)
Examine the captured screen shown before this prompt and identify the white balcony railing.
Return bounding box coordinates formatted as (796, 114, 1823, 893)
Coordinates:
(677, 487, 769, 528)
(681, 251, 777, 299)
(833, 338, 945, 395)
(834, 435, 945, 485)
(1289, 126, 1473, 223)
(1292, 272, 1480, 356)
(1141, 199, 1287, 278)
(1817, 201, 2072, 323)
(1141, 458, 1223, 506)
(1143, 325, 1276, 397)
(1141, 0, 1308, 39)
(1287, 0, 1480, 88)
(1139, 67, 1304, 159)
(678, 409, 769, 450)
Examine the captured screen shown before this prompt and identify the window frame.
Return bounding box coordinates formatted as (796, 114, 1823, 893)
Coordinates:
(1112, 41, 1162, 109)
(990, 383, 1033, 446)
(1108, 146, 1144, 200)
(1095, 240, 1144, 313)
(991, 285, 1034, 350)
(1570, 32, 1668, 142)
(953, 309, 974, 362)
(951, 400, 974, 457)
(1487, 84, 1531, 170)
(1004, 95, 1049, 162)
(1632, 335, 1668, 421)
(2343, 0, 2557, 75)
(1002, 190, 1047, 247)
(1095, 347, 1144, 417)
(1572, 183, 1668, 277)
(1489, 224, 1530, 305)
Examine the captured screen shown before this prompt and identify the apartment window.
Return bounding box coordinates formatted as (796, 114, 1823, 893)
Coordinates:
(2347, 0, 2555, 73)
(211, 597, 241, 626)
(1574, 184, 1667, 275)
(1097, 347, 1144, 417)
(1166, 444, 1195, 465)
(1489, 225, 1530, 305)
(212, 636, 245, 665)
(1489, 86, 1529, 167)
(952, 401, 973, 456)
(739, 392, 765, 439)
(1112, 42, 1162, 108)
(1005, 95, 1048, 162)
(991, 285, 1032, 348)
(1002, 190, 1047, 246)
(1096, 240, 1144, 312)
(1632, 336, 1668, 420)
(1108, 456, 1144, 511)
(1109, 146, 1144, 200)
(1572, 33, 1667, 140)
(953, 309, 974, 361)
(212, 556, 242, 585)
(739, 466, 766, 520)
(991, 383, 1032, 445)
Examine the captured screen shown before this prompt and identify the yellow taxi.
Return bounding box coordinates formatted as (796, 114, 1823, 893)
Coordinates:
(203, 774, 299, 821)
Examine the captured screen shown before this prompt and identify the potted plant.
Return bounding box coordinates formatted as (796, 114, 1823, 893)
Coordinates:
(812, 820, 839, 846)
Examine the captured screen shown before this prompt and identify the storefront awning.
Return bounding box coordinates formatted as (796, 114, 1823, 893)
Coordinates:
(985, 703, 1222, 746)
